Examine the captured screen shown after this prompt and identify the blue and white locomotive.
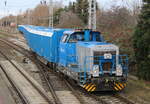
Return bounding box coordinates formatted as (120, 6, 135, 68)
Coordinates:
(18, 25, 128, 92)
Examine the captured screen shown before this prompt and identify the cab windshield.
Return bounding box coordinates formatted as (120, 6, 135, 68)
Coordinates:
(62, 31, 104, 43)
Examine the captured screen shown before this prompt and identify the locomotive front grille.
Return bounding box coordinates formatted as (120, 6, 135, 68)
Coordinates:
(93, 51, 116, 71)
(102, 62, 112, 71)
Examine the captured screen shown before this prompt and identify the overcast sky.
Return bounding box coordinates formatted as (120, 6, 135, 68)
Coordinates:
(0, 0, 142, 18)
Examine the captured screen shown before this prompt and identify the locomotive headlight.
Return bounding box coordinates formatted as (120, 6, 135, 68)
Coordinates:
(116, 65, 123, 76)
(92, 65, 99, 77)
(104, 53, 112, 59)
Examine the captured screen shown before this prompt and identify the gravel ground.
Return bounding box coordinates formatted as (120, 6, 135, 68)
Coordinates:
(119, 78, 150, 104)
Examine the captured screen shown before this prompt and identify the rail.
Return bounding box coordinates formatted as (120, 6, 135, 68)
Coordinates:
(0, 50, 52, 104)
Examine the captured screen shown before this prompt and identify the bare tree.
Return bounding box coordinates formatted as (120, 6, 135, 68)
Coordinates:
(56, 11, 84, 28)
(31, 4, 49, 26)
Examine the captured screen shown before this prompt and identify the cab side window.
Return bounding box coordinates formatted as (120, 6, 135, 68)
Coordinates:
(61, 34, 68, 43)
(68, 35, 78, 43)
(95, 34, 101, 41)
(91, 32, 103, 42)
(68, 33, 84, 43)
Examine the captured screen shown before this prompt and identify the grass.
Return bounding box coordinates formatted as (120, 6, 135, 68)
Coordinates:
(122, 77, 150, 104)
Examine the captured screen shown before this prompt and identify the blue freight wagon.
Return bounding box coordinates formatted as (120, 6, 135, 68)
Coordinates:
(18, 25, 70, 63)
(18, 25, 128, 92)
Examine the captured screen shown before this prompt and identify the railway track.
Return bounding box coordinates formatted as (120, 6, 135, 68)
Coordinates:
(92, 94, 134, 104)
(0, 49, 52, 104)
(0, 36, 135, 104)
(70, 82, 134, 104)
(0, 38, 86, 104)
(33, 56, 63, 104)
(34, 55, 85, 104)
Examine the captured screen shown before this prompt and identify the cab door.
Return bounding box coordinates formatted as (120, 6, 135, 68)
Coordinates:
(59, 32, 83, 67)
(66, 33, 83, 65)
(66, 42, 76, 64)
(59, 34, 68, 66)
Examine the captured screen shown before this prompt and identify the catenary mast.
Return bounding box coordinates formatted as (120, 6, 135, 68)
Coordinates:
(88, 0, 96, 30)
(49, 0, 53, 28)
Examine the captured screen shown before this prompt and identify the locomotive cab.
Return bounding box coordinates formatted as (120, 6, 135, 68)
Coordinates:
(59, 29, 128, 92)
(59, 30, 104, 66)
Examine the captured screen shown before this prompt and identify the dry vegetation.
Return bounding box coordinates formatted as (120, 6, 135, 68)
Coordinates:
(56, 11, 84, 28)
